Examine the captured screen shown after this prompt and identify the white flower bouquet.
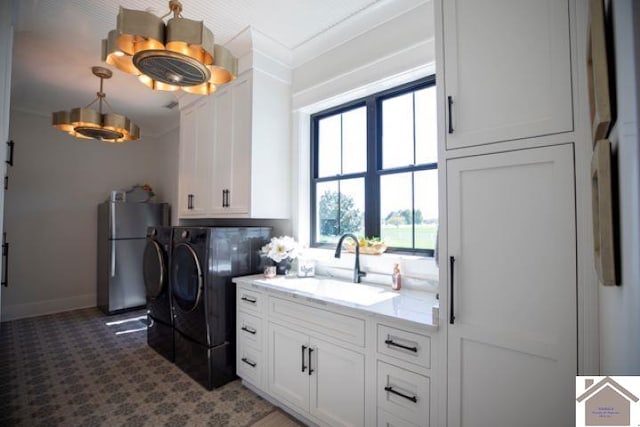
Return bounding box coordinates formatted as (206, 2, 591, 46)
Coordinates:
(261, 236, 300, 264)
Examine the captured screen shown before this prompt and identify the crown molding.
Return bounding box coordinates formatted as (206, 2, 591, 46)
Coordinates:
(292, 0, 429, 68)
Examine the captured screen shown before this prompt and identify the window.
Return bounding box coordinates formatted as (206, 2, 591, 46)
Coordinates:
(311, 77, 438, 254)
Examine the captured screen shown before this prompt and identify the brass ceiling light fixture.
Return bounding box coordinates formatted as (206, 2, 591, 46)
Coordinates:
(52, 66, 140, 142)
(102, 0, 238, 96)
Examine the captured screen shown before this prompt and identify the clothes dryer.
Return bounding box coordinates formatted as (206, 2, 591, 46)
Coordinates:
(143, 225, 174, 361)
(170, 226, 270, 390)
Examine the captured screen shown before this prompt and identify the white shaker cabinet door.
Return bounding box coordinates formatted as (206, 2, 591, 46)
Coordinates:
(442, 0, 573, 149)
(178, 99, 213, 217)
(210, 87, 233, 214)
(227, 74, 252, 215)
(178, 105, 198, 216)
(267, 322, 310, 413)
(446, 144, 576, 427)
(310, 337, 365, 427)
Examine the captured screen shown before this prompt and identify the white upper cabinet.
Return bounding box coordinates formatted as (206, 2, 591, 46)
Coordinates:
(442, 0, 573, 149)
(177, 69, 291, 219)
(178, 98, 215, 217)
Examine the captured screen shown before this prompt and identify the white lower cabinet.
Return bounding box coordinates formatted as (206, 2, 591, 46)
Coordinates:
(377, 362, 429, 427)
(267, 321, 365, 427)
(236, 285, 265, 389)
(237, 344, 262, 386)
(376, 322, 432, 427)
(378, 408, 421, 427)
(234, 279, 438, 427)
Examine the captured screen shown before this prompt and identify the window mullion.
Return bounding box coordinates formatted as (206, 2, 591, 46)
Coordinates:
(364, 97, 379, 238)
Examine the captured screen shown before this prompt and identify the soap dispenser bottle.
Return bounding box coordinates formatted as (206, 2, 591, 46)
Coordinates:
(392, 263, 402, 291)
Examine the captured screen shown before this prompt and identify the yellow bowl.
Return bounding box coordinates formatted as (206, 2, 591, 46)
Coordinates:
(343, 242, 387, 255)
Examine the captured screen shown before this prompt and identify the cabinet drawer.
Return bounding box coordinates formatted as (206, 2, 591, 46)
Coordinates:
(378, 408, 420, 427)
(377, 361, 429, 427)
(237, 287, 262, 314)
(238, 311, 263, 350)
(268, 296, 365, 347)
(237, 344, 263, 388)
(377, 324, 430, 369)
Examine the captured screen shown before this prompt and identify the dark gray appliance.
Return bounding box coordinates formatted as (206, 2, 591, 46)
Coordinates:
(171, 226, 270, 390)
(97, 201, 169, 314)
(143, 226, 173, 361)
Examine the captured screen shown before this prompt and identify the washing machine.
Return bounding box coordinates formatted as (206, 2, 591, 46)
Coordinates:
(143, 226, 174, 362)
(170, 226, 270, 390)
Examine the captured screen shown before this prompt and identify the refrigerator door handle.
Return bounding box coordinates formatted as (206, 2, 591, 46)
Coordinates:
(111, 240, 116, 277)
(110, 202, 117, 240)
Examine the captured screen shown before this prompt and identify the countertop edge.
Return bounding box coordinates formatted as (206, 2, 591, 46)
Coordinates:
(233, 275, 439, 331)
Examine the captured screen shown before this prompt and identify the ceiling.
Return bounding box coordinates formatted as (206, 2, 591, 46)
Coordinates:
(9, 0, 414, 139)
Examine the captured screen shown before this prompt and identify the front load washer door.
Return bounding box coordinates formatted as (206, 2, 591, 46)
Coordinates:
(171, 243, 203, 313)
(143, 239, 166, 300)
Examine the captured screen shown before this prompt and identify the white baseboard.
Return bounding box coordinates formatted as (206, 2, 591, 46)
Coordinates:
(1, 293, 96, 322)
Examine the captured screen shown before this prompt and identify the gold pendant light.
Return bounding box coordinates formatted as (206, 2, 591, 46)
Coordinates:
(102, 0, 238, 96)
(52, 66, 140, 142)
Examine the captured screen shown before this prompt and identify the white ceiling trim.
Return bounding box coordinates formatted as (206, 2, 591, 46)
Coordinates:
(291, 0, 430, 68)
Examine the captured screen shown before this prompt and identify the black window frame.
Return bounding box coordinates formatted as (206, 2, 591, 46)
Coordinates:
(310, 75, 437, 256)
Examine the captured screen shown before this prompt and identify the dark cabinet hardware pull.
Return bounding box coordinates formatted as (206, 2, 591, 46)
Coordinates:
(241, 326, 257, 335)
(448, 96, 454, 133)
(384, 339, 418, 353)
(385, 386, 417, 403)
(6, 140, 14, 166)
(223, 189, 230, 207)
(450, 256, 455, 324)
(241, 296, 257, 304)
(301, 345, 307, 372)
(4, 175, 7, 191)
(187, 194, 194, 210)
(241, 357, 256, 368)
(308, 347, 314, 376)
(2, 233, 8, 287)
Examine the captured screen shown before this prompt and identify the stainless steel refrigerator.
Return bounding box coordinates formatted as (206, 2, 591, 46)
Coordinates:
(97, 201, 169, 314)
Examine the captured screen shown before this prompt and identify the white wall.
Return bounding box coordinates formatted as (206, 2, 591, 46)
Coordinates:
(289, 1, 438, 287)
(1, 110, 178, 320)
(291, 2, 434, 111)
(599, 0, 640, 375)
(152, 126, 180, 226)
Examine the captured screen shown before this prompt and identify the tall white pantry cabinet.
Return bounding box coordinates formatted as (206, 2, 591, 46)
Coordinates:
(435, 0, 592, 426)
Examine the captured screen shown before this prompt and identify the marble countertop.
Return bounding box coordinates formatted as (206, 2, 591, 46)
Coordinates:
(233, 274, 439, 329)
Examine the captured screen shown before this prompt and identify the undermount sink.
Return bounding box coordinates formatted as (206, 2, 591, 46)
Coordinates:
(261, 277, 398, 306)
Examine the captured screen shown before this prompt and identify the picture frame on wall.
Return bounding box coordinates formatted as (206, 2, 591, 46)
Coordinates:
(591, 139, 617, 286)
(587, 0, 612, 145)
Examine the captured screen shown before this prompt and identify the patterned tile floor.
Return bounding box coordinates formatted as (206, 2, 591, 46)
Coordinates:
(0, 307, 275, 426)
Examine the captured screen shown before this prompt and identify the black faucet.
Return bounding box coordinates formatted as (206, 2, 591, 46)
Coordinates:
(334, 233, 366, 283)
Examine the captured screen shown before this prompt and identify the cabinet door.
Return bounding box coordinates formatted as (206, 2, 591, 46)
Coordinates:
(193, 97, 215, 214)
(210, 87, 232, 214)
(178, 99, 214, 217)
(442, 0, 572, 149)
(446, 144, 576, 427)
(310, 337, 365, 427)
(178, 103, 199, 217)
(267, 322, 310, 412)
(210, 76, 251, 216)
(227, 74, 252, 215)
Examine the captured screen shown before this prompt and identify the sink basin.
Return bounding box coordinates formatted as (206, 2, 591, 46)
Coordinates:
(260, 277, 398, 306)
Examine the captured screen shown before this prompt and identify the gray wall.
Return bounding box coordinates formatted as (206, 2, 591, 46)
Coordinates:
(2, 110, 178, 320)
(599, 0, 640, 374)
